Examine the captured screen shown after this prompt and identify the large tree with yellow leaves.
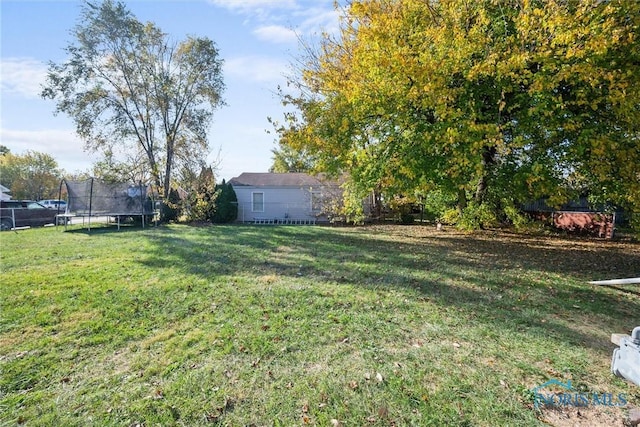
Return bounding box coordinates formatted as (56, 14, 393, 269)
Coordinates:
(273, 0, 640, 226)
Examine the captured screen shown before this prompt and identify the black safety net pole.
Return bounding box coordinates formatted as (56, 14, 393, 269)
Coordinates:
(56, 179, 64, 229)
(139, 181, 145, 228)
(88, 177, 94, 232)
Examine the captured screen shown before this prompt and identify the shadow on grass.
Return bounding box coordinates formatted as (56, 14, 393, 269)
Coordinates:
(64, 223, 158, 235)
(423, 231, 639, 280)
(139, 224, 640, 355)
(603, 285, 640, 298)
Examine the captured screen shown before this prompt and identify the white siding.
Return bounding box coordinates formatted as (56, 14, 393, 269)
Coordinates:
(232, 185, 327, 223)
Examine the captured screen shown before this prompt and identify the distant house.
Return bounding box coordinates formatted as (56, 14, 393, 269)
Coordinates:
(0, 185, 11, 201)
(228, 172, 343, 224)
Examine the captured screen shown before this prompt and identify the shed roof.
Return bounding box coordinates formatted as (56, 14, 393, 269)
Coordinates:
(229, 172, 338, 187)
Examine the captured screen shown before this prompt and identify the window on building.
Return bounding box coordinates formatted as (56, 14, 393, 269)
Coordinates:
(311, 191, 322, 212)
(252, 192, 264, 212)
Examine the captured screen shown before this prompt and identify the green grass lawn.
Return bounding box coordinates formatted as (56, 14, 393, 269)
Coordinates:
(1, 224, 638, 426)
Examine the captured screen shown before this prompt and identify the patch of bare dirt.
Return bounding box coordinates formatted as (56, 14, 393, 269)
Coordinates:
(539, 405, 635, 427)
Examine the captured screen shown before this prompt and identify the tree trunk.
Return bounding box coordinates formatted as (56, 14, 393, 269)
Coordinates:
(163, 141, 174, 200)
(457, 188, 467, 213)
(474, 145, 496, 204)
(147, 155, 162, 194)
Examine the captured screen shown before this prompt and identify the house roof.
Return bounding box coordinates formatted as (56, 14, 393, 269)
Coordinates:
(229, 172, 338, 187)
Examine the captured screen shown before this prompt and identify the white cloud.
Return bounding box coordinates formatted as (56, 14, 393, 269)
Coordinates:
(209, 0, 340, 40)
(0, 128, 93, 174)
(296, 7, 341, 36)
(0, 57, 48, 99)
(208, 0, 296, 17)
(224, 55, 289, 84)
(253, 25, 297, 44)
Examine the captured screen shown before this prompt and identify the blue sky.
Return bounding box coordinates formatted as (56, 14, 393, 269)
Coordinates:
(0, 0, 340, 181)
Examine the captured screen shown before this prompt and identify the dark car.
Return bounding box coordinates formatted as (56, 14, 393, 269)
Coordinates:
(0, 200, 64, 231)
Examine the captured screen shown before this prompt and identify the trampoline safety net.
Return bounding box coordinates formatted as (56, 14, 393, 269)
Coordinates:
(64, 178, 154, 217)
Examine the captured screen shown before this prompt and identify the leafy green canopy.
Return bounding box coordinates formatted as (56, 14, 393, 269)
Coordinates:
(0, 150, 63, 201)
(274, 0, 640, 226)
(42, 0, 225, 198)
(269, 144, 317, 173)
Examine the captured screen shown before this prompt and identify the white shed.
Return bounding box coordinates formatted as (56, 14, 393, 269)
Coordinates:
(228, 173, 342, 224)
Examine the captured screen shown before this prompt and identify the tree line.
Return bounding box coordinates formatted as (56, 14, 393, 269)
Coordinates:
(270, 0, 640, 229)
(0, 145, 237, 223)
(8, 0, 638, 230)
(0, 146, 63, 201)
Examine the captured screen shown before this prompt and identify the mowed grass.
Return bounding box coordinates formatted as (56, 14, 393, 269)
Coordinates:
(1, 224, 638, 426)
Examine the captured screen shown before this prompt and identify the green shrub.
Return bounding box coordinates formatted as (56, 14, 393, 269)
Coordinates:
(503, 204, 530, 231)
(212, 181, 238, 223)
(460, 202, 499, 230)
(441, 202, 499, 231)
(399, 209, 415, 224)
(627, 213, 640, 237)
(187, 166, 218, 222)
(422, 189, 458, 221)
(162, 188, 182, 223)
(440, 208, 461, 226)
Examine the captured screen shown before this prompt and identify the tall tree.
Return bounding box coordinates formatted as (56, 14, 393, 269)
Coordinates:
(0, 151, 63, 200)
(269, 144, 316, 173)
(274, 0, 640, 226)
(42, 0, 225, 198)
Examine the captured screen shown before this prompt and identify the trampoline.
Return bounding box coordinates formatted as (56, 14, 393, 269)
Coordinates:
(57, 178, 157, 231)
